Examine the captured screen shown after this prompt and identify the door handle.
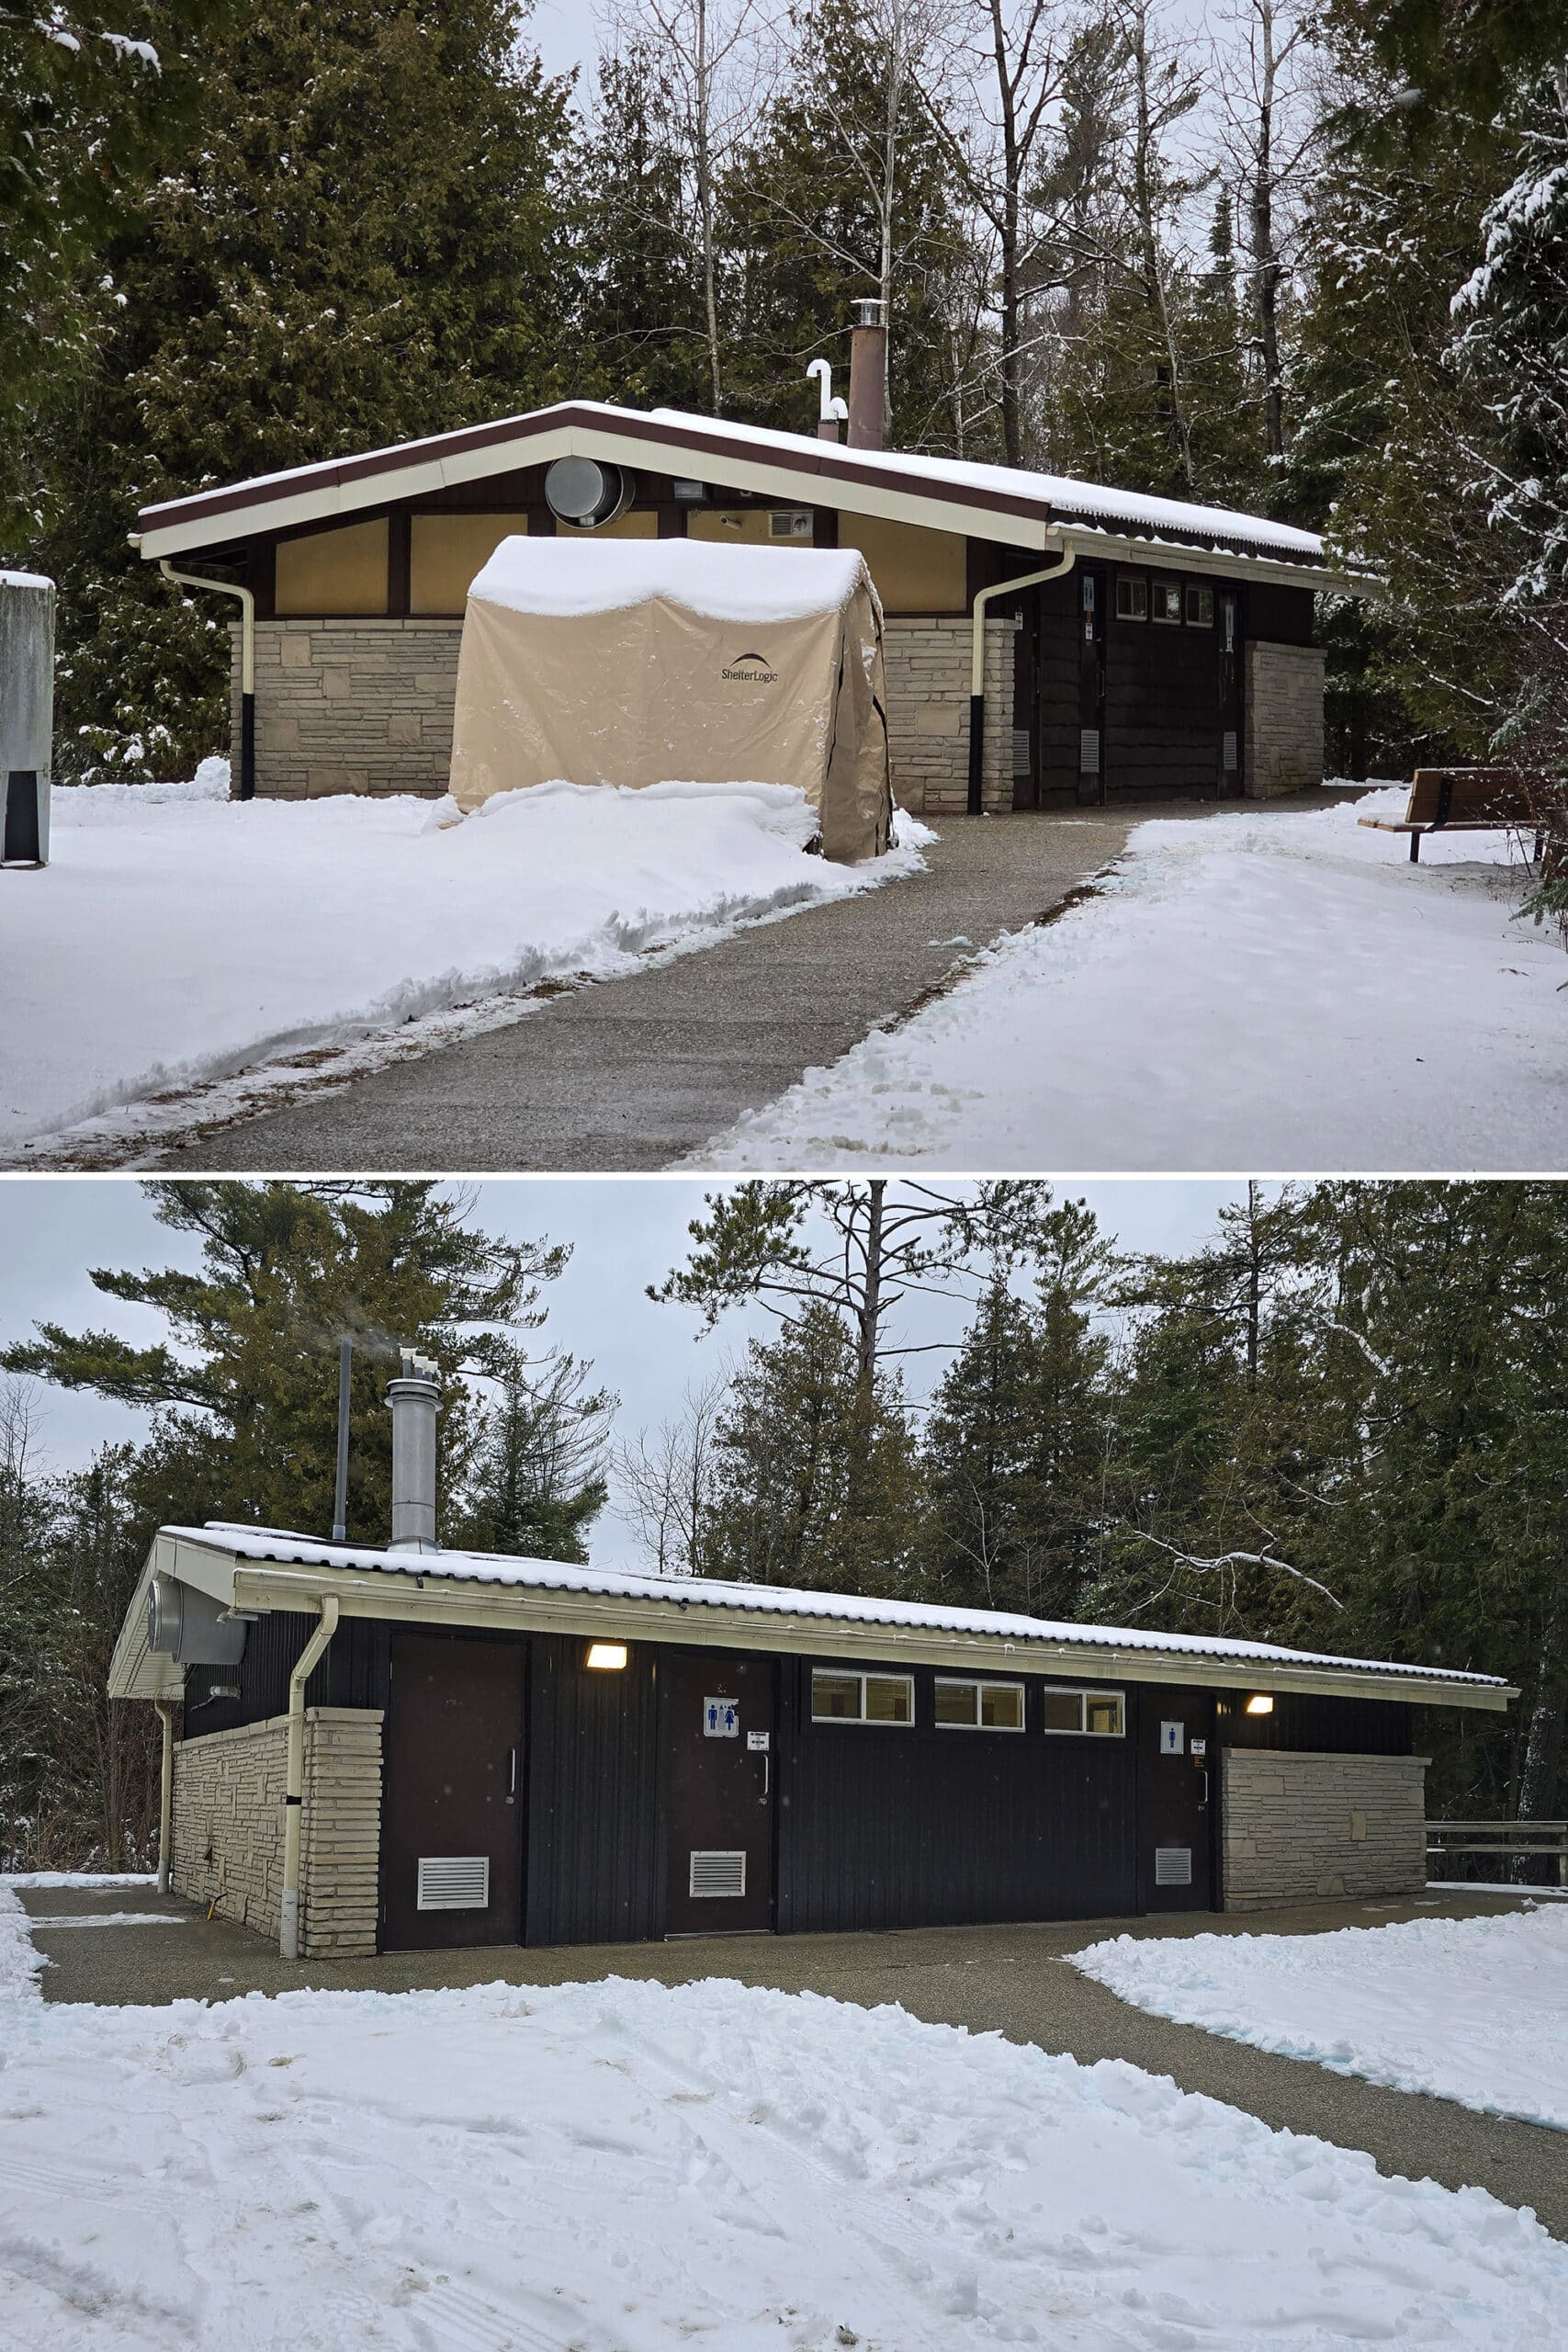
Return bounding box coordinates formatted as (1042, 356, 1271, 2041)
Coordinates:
(761, 1755, 770, 1800)
(507, 1747, 517, 1804)
(1198, 1770, 1209, 1809)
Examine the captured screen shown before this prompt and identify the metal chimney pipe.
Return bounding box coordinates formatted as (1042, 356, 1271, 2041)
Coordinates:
(846, 299, 887, 451)
(387, 1352, 440, 1553)
(332, 1339, 352, 1544)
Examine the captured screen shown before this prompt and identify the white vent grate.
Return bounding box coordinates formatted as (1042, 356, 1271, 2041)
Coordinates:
(1079, 729, 1100, 775)
(1155, 1847, 1193, 1888)
(1011, 729, 1032, 775)
(689, 1849, 747, 1898)
(1223, 730, 1238, 773)
(417, 1855, 491, 1911)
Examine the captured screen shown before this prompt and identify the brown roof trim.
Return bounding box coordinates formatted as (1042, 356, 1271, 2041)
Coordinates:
(136, 404, 1327, 568)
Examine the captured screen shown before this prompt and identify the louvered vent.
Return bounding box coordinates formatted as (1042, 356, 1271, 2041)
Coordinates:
(1155, 1847, 1193, 1887)
(689, 1849, 747, 1898)
(1079, 729, 1100, 775)
(1223, 730, 1239, 773)
(1011, 729, 1032, 775)
(417, 1855, 491, 1911)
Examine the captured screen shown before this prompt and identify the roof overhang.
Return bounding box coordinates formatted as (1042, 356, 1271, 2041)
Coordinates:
(108, 1532, 1515, 1713)
(134, 403, 1352, 588)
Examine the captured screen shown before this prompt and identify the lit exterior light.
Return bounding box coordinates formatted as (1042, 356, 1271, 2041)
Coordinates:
(585, 1643, 628, 1671)
(1246, 1693, 1274, 1715)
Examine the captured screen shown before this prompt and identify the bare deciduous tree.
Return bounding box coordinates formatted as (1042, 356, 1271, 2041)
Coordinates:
(613, 1363, 730, 1575)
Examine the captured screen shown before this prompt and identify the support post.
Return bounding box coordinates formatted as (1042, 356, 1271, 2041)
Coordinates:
(279, 1596, 339, 1962)
(157, 560, 256, 800)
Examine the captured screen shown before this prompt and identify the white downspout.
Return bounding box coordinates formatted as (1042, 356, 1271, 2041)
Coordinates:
(279, 1596, 340, 1961)
(966, 544, 1077, 815)
(154, 1699, 177, 1894)
(157, 559, 257, 801)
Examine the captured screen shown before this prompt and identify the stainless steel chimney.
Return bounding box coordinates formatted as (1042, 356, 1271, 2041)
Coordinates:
(387, 1352, 440, 1552)
(846, 299, 887, 452)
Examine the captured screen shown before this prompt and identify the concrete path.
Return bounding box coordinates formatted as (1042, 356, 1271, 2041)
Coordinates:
(162, 811, 1134, 1171)
(17, 1883, 1563, 2237)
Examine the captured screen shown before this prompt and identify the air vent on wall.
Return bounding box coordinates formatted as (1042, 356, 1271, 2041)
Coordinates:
(1155, 1847, 1193, 1887)
(1012, 729, 1032, 775)
(689, 1849, 747, 1898)
(417, 1855, 491, 1911)
(1079, 729, 1100, 775)
(1223, 730, 1238, 773)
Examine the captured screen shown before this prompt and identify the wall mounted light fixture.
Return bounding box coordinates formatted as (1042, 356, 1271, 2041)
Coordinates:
(586, 1643, 628, 1671)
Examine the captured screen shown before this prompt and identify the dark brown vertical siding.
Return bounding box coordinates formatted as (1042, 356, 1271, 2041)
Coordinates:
(1217, 1691, 1412, 1755)
(776, 1658, 1139, 1933)
(1033, 569, 1083, 804)
(1247, 584, 1314, 646)
(181, 1609, 389, 1736)
(524, 1633, 662, 1947)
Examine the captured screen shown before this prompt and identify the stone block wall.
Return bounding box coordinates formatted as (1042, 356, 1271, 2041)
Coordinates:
(1245, 641, 1325, 798)
(1221, 1748, 1427, 1911)
(234, 619, 461, 799)
(235, 613, 1010, 815)
(883, 614, 1014, 816)
(171, 1705, 383, 1956)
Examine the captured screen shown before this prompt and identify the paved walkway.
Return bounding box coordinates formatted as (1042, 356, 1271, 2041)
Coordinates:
(17, 1883, 1562, 2237)
(162, 810, 1129, 1170)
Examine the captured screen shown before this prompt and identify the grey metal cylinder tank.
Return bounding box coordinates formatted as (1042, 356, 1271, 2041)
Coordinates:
(0, 570, 54, 867)
(387, 1361, 442, 1551)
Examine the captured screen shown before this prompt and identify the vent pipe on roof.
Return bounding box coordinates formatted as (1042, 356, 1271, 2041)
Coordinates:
(846, 299, 887, 452)
(387, 1352, 440, 1553)
(806, 357, 848, 444)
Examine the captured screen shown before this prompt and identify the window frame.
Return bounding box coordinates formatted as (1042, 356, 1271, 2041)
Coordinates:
(1114, 574, 1148, 622)
(1151, 581, 1183, 626)
(810, 1668, 916, 1727)
(933, 1677, 1026, 1733)
(1184, 582, 1214, 628)
(1039, 1686, 1127, 1738)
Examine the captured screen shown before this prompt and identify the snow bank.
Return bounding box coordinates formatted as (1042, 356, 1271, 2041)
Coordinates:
(698, 789, 1568, 1171)
(3, 775, 919, 1158)
(2, 1872, 158, 1891)
(472, 533, 871, 620)
(1071, 1905, 1568, 2132)
(0, 1905, 1562, 2347)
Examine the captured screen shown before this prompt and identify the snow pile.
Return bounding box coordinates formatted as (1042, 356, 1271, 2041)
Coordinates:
(2, 1872, 158, 1891)
(3, 775, 921, 1157)
(0, 1908, 1563, 2347)
(1071, 1905, 1568, 2132)
(696, 787, 1568, 1172)
(472, 534, 872, 620)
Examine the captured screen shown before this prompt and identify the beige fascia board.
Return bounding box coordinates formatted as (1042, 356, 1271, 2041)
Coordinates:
(107, 1558, 183, 1702)
(223, 1559, 1512, 1713)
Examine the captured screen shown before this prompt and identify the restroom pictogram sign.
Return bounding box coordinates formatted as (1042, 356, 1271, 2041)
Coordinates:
(704, 1698, 739, 1737)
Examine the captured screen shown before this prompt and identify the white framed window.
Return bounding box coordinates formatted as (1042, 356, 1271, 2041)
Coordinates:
(1152, 582, 1182, 625)
(1040, 1687, 1125, 1737)
(1114, 575, 1147, 621)
(1185, 584, 1214, 627)
(934, 1678, 1025, 1731)
(811, 1668, 914, 1725)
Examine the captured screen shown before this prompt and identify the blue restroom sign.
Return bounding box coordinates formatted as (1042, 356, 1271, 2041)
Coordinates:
(704, 1698, 739, 1737)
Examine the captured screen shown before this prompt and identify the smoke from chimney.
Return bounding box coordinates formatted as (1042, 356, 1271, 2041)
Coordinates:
(387, 1351, 441, 1553)
(847, 299, 887, 452)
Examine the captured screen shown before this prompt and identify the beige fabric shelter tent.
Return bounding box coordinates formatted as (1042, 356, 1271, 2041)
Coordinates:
(448, 537, 893, 863)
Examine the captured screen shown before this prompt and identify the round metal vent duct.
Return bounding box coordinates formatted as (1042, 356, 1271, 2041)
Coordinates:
(146, 1576, 248, 1668)
(544, 457, 628, 529)
(147, 1575, 182, 1656)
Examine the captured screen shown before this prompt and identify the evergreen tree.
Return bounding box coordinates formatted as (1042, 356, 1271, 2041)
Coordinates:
(451, 1347, 615, 1564)
(702, 1304, 924, 1594)
(1, 1182, 569, 1544)
(28, 0, 581, 777)
(579, 39, 714, 412)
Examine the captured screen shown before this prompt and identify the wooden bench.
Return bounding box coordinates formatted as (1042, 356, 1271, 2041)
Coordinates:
(1359, 767, 1565, 864)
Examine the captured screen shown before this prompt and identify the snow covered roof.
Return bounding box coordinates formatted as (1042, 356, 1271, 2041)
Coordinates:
(107, 1520, 1513, 1710)
(0, 570, 52, 591)
(133, 401, 1338, 583)
(471, 535, 873, 623)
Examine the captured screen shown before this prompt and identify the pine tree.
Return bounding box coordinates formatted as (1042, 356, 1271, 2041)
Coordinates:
(451, 1347, 615, 1564)
(579, 40, 714, 412)
(702, 1304, 924, 1595)
(28, 0, 581, 778)
(0, 1182, 570, 1544)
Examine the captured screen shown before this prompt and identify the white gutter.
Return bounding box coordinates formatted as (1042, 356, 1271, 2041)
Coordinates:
(157, 559, 256, 799)
(278, 1596, 339, 1961)
(967, 548, 1077, 815)
(154, 1700, 178, 1894)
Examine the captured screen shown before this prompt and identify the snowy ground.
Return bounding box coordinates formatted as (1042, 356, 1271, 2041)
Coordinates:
(697, 789, 1568, 1172)
(1, 769, 925, 1165)
(1072, 1904, 1568, 2133)
(3, 1889, 1566, 2348)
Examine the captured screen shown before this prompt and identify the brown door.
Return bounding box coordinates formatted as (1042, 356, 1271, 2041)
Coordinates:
(382, 1634, 525, 1951)
(1218, 589, 1243, 796)
(1139, 1685, 1214, 1912)
(662, 1654, 775, 1935)
(1077, 567, 1107, 803)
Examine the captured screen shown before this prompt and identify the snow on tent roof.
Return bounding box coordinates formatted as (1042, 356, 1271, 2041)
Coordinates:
(177, 1523, 1506, 1691)
(469, 535, 874, 624)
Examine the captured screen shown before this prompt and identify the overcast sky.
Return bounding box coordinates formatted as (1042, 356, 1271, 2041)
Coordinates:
(2, 1181, 1242, 1541)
